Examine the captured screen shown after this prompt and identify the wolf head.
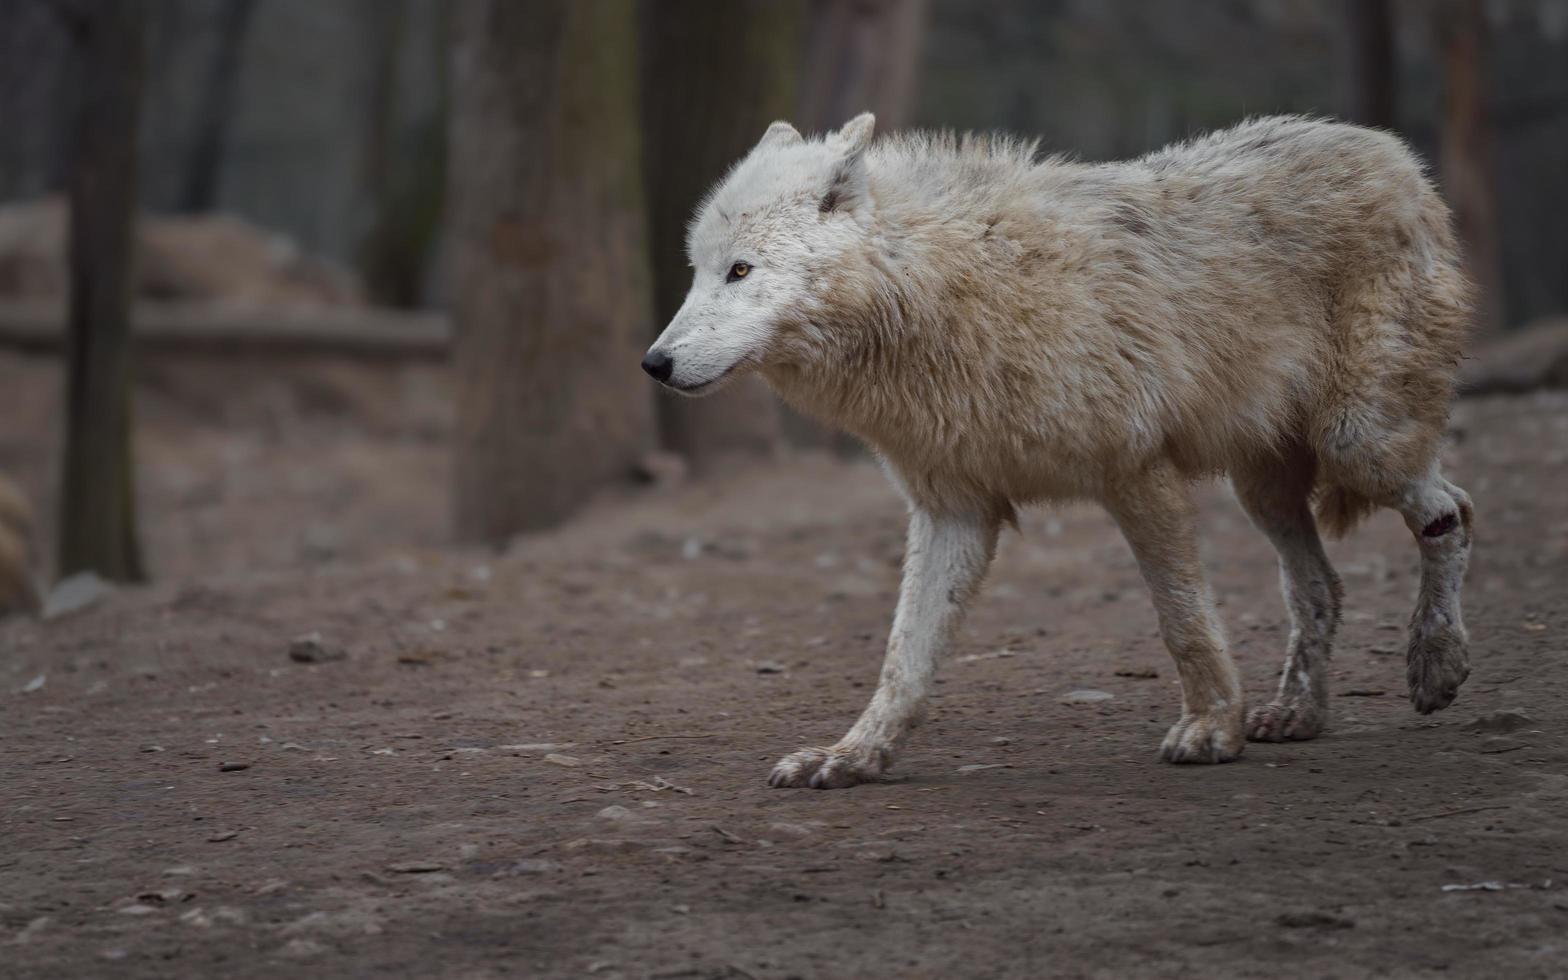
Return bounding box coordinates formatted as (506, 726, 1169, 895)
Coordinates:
(642, 113, 877, 395)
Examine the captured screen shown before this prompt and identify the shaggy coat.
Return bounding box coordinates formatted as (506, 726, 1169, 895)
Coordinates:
(647, 115, 1474, 788)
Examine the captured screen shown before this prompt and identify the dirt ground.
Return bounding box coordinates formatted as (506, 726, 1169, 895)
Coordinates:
(3, 348, 1567, 979)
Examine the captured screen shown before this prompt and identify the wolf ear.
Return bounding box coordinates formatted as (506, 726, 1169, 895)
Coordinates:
(833, 112, 876, 155)
(821, 113, 875, 215)
(757, 120, 803, 150)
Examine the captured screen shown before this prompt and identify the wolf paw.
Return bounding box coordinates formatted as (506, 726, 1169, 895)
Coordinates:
(1246, 699, 1326, 742)
(768, 744, 888, 789)
(1408, 624, 1470, 714)
(1160, 711, 1244, 764)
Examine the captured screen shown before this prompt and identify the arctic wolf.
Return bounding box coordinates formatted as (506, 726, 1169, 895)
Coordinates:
(644, 114, 1474, 788)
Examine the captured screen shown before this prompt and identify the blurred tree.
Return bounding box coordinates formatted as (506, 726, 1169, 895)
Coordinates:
(638, 0, 804, 469)
(800, 0, 927, 132)
(1346, 0, 1396, 129)
(177, 0, 256, 212)
(358, 0, 448, 308)
(1438, 0, 1504, 334)
(447, 0, 655, 543)
(58, 0, 148, 582)
(789, 0, 928, 454)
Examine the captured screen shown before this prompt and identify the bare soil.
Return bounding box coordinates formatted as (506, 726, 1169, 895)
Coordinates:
(3, 348, 1567, 978)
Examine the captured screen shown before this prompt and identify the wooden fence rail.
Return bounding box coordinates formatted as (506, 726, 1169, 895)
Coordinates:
(0, 300, 451, 360)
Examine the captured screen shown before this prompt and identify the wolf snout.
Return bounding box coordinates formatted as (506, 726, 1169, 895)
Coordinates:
(641, 349, 674, 384)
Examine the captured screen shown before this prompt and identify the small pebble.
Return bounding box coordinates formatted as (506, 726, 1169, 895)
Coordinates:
(1275, 911, 1355, 930)
(288, 632, 347, 664)
(386, 861, 446, 874)
(1060, 689, 1114, 704)
(280, 938, 326, 959)
(508, 859, 560, 874)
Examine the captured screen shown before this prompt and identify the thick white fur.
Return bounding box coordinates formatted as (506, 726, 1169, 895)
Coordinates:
(648, 114, 1474, 788)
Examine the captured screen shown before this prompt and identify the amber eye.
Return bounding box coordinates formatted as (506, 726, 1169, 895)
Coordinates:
(726, 261, 751, 283)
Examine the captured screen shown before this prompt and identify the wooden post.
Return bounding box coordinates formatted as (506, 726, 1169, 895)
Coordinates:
(59, 0, 148, 582)
(1439, 0, 1504, 334)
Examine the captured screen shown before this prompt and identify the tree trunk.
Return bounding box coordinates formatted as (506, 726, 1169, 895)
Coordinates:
(448, 0, 656, 544)
(59, 0, 147, 583)
(639, 0, 803, 470)
(178, 0, 256, 213)
(790, 0, 927, 454)
(1345, 0, 1395, 129)
(799, 0, 927, 133)
(1439, 0, 1504, 335)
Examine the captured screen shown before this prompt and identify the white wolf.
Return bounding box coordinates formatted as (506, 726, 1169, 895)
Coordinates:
(644, 114, 1473, 788)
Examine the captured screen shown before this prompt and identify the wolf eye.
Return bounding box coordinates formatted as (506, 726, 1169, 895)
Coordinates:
(726, 262, 751, 283)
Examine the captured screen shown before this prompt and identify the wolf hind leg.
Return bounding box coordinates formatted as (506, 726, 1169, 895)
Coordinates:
(1322, 444, 1473, 712)
(1391, 468, 1473, 713)
(1233, 449, 1343, 742)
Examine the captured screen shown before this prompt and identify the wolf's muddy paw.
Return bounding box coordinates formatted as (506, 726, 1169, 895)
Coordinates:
(768, 744, 887, 789)
(1246, 699, 1326, 742)
(1160, 711, 1244, 764)
(1408, 624, 1470, 714)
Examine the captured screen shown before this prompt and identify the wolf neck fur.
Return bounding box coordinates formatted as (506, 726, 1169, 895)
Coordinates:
(765, 159, 1031, 467)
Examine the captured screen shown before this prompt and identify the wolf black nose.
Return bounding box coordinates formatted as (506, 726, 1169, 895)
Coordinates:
(641, 350, 674, 383)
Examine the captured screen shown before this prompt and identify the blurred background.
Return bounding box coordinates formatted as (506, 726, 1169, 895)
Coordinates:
(0, 0, 1565, 609)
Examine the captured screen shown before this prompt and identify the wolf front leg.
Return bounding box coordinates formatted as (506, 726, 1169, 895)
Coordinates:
(769, 508, 1000, 788)
(1105, 464, 1246, 763)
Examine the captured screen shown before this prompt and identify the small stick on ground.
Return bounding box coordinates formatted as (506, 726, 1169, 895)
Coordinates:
(1407, 804, 1511, 823)
(711, 825, 747, 845)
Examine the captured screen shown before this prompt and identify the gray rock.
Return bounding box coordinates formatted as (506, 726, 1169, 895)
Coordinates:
(1462, 709, 1536, 734)
(43, 571, 113, 620)
(288, 632, 347, 663)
